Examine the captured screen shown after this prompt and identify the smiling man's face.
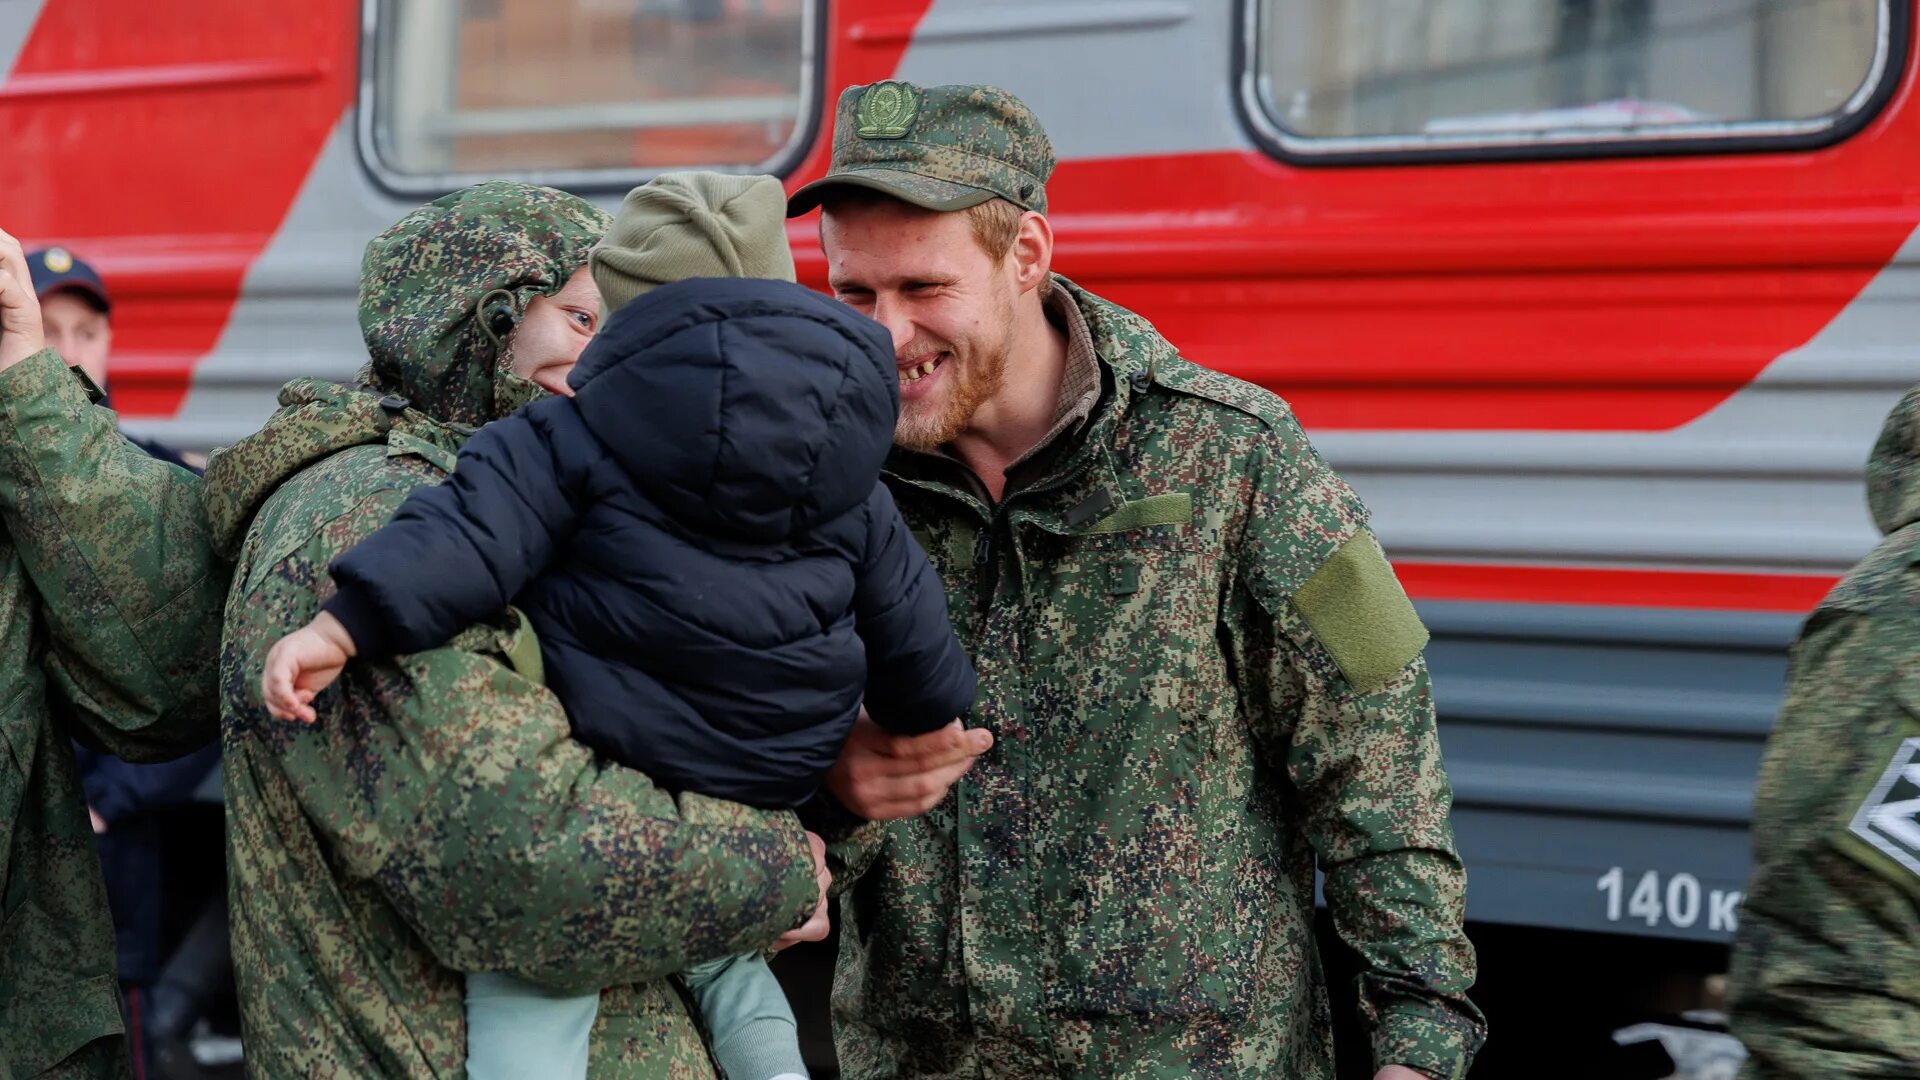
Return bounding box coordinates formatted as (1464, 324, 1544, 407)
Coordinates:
(822, 197, 1018, 451)
(507, 265, 601, 397)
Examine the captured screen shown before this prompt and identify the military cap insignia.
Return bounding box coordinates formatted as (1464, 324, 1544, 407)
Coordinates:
(855, 81, 918, 139)
(1847, 735, 1920, 885)
(43, 247, 72, 273)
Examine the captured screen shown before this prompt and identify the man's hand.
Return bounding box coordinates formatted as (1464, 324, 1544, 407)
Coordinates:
(826, 714, 992, 821)
(0, 228, 46, 371)
(1375, 1066, 1434, 1080)
(89, 806, 108, 835)
(774, 831, 831, 951)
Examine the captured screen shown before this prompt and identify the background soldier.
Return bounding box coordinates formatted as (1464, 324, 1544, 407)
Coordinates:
(1727, 386, 1920, 1076)
(27, 246, 200, 469)
(797, 83, 1485, 1079)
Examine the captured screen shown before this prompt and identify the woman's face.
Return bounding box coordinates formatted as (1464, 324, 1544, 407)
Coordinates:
(507, 266, 601, 397)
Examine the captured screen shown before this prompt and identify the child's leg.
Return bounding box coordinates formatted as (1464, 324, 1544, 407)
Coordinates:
(465, 972, 598, 1080)
(682, 952, 808, 1080)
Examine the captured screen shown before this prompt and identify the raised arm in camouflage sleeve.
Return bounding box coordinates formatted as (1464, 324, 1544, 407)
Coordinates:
(0, 346, 225, 1079)
(0, 348, 223, 758)
(1233, 433, 1485, 1080)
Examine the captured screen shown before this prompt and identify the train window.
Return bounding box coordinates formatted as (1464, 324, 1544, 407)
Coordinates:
(361, 0, 818, 192)
(1241, 0, 1898, 162)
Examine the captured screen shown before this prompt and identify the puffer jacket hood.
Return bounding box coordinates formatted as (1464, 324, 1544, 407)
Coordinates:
(357, 181, 610, 426)
(568, 276, 900, 544)
(320, 274, 970, 807)
(205, 183, 610, 556)
(1868, 385, 1920, 537)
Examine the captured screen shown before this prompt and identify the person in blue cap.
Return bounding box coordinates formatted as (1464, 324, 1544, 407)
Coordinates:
(27, 246, 201, 471)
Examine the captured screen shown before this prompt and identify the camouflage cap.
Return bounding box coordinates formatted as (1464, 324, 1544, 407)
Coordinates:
(787, 82, 1055, 217)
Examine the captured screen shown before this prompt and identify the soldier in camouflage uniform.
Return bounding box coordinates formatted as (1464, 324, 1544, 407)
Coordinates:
(789, 83, 1485, 1079)
(0, 227, 226, 1079)
(200, 183, 822, 1078)
(1727, 386, 1920, 1077)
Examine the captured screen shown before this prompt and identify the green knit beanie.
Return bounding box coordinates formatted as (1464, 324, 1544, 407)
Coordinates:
(590, 172, 798, 315)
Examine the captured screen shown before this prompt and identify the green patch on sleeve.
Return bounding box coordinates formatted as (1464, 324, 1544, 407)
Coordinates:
(1080, 492, 1192, 535)
(1292, 530, 1428, 693)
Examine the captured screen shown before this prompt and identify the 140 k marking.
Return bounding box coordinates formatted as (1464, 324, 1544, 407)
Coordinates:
(1596, 867, 1742, 933)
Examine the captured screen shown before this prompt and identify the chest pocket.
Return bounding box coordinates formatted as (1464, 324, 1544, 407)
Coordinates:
(1015, 496, 1220, 730)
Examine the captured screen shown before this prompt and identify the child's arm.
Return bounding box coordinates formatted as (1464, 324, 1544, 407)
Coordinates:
(850, 483, 977, 736)
(324, 402, 587, 658)
(260, 611, 356, 723)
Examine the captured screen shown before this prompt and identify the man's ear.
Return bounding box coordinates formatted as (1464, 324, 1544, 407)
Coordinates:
(1011, 211, 1054, 297)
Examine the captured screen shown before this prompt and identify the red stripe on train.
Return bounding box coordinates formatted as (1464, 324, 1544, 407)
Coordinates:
(8, 0, 1919, 431)
(1395, 561, 1834, 614)
(796, 30, 1920, 432)
(0, 0, 932, 419)
(0, 0, 357, 416)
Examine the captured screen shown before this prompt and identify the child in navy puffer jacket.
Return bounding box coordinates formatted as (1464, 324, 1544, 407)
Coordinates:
(260, 175, 975, 1080)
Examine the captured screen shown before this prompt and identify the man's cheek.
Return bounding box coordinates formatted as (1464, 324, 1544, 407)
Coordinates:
(535, 368, 575, 398)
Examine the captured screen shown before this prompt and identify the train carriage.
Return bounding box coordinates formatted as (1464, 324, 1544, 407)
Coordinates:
(7, 0, 1917, 969)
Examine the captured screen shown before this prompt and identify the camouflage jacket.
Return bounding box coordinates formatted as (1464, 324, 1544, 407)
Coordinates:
(0, 350, 225, 1080)
(823, 280, 1484, 1079)
(1728, 386, 1920, 1078)
(204, 379, 820, 1079)
(203, 183, 821, 1079)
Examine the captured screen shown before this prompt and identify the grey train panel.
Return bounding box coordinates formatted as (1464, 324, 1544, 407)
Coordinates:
(1424, 601, 1801, 941)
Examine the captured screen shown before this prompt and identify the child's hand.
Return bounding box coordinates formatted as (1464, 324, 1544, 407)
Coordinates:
(261, 612, 357, 724)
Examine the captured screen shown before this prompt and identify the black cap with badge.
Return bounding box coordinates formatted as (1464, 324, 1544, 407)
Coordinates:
(26, 247, 111, 316)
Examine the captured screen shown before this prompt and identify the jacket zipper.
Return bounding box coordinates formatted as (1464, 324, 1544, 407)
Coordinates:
(969, 455, 1099, 630)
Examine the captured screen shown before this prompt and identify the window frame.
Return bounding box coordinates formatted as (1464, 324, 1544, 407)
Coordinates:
(1233, 0, 1909, 167)
(355, 0, 827, 197)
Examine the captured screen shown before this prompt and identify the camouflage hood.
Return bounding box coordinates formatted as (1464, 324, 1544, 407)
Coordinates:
(1867, 386, 1920, 536)
(204, 183, 609, 558)
(357, 181, 611, 426)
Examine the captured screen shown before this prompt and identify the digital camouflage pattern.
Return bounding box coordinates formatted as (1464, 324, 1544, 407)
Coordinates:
(357, 180, 612, 426)
(820, 279, 1484, 1079)
(786, 82, 1056, 216)
(1728, 385, 1920, 1077)
(203, 183, 820, 1078)
(0, 350, 225, 1080)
